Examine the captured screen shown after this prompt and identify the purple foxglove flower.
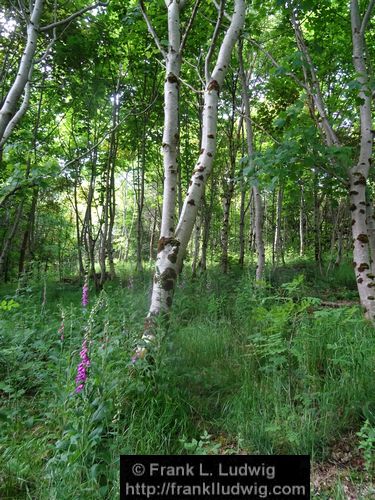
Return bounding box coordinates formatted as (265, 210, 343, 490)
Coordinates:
(82, 281, 89, 307)
(75, 339, 90, 393)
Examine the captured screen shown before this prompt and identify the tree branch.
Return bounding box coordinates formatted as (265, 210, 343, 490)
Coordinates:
(205, 0, 225, 82)
(63, 92, 159, 171)
(361, 0, 375, 34)
(0, 181, 37, 209)
(155, 57, 202, 94)
(248, 37, 308, 91)
(139, 0, 167, 59)
(0, 69, 32, 148)
(212, 0, 231, 21)
(0, 0, 43, 142)
(180, 0, 201, 54)
(40, 2, 109, 32)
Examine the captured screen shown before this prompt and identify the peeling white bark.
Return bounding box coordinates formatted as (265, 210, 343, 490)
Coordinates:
(136, 0, 246, 357)
(0, 0, 44, 143)
(366, 202, 375, 276)
(291, 2, 375, 321)
(0, 67, 33, 148)
(0, 1, 108, 146)
(175, 0, 245, 267)
(138, 0, 185, 338)
(349, 0, 375, 320)
(160, 2, 181, 238)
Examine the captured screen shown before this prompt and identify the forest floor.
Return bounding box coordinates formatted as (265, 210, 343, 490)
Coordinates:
(0, 260, 374, 499)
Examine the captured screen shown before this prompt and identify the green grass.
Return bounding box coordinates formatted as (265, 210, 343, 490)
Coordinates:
(0, 263, 374, 498)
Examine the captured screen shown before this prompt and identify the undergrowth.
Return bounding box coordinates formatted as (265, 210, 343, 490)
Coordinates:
(0, 264, 374, 498)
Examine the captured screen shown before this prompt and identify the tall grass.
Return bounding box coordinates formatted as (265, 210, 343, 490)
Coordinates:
(0, 264, 373, 498)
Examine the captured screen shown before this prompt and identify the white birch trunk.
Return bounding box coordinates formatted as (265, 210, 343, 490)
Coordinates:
(366, 202, 375, 275)
(0, 0, 44, 143)
(160, 1, 181, 238)
(174, 0, 245, 265)
(349, 0, 375, 320)
(138, 0, 246, 355)
(140, 0, 184, 340)
(291, 1, 375, 319)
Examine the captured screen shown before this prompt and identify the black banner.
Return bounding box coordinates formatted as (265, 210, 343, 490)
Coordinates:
(120, 455, 310, 499)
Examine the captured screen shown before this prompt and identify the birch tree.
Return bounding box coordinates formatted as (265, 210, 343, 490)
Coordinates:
(0, 1, 107, 147)
(136, 0, 246, 358)
(283, 1, 375, 319)
(0, 0, 43, 144)
(349, 0, 375, 319)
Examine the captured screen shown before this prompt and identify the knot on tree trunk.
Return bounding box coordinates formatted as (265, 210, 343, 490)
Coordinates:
(160, 267, 177, 291)
(207, 79, 220, 93)
(157, 236, 180, 253)
(166, 72, 179, 85)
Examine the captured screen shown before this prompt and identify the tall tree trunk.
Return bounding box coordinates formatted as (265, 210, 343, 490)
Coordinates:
(99, 193, 109, 286)
(159, 1, 182, 241)
(335, 228, 343, 268)
(274, 186, 284, 265)
(238, 179, 246, 267)
(299, 185, 304, 257)
(366, 201, 375, 276)
(119, 174, 129, 262)
(0, 0, 43, 144)
(0, 200, 24, 278)
(271, 190, 276, 267)
(248, 190, 255, 254)
(16, 67, 45, 278)
(83, 146, 101, 291)
(137, 0, 245, 357)
(107, 157, 116, 279)
(253, 186, 265, 278)
(18, 188, 38, 276)
(220, 163, 235, 274)
(73, 173, 85, 277)
(327, 202, 343, 274)
(191, 213, 201, 277)
(291, 1, 375, 318)
(135, 114, 146, 273)
(199, 179, 214, 273)
(100, 88, 119, 284)
(220, 75, 238, 274)
(107, 91, 119, 280)
(349, 0, 375, 319)
(149, 205, 158, 261)
(313, 175, 322, 271)
(238, 39, 265, 280)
